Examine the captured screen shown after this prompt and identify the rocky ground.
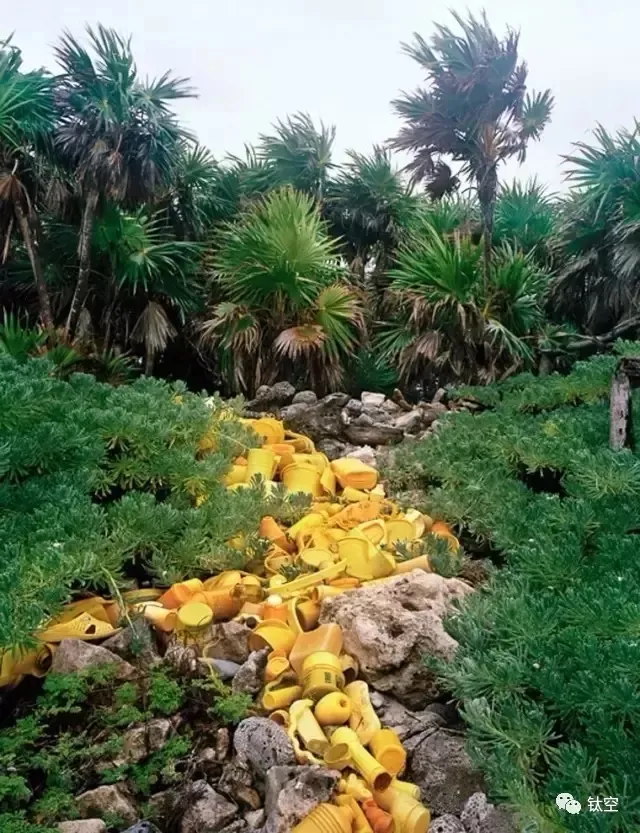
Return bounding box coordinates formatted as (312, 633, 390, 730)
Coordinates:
(50, 571, 515, 833)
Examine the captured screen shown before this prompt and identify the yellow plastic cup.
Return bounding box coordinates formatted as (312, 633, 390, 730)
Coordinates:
(246, 447, 277, 481)
(248, 619, 297, 654)
(282, 463, 322, 497)
(177, 602, 213, 632)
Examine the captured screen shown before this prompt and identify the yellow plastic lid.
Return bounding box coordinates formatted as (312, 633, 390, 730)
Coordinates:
(177, 602, 213, 630)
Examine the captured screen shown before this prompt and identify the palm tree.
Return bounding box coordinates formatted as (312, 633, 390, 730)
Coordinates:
(324, 146, 418, 284)
(198, 188, 362, 394)
(53, 25, 195, 337)
(378, 219, 547, 384)
(259, 113, 335, 200)
(550, 123, 640, 336)
(391, 10, 553, 284)
(0, 39, 55, 328)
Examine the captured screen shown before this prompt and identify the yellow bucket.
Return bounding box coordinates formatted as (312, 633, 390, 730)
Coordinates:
(246, 447, 277, 482)
(301, 651, 345, 702)
(282, 463, 322, 497)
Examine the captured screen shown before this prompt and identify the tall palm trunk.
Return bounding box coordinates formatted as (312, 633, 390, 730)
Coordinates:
(65, 189, 99, 337)
(13, 199, 54, 331)
(478, 165, 498, 293)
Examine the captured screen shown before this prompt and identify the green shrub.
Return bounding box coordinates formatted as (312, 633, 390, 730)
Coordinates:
(396, 354, 640, 831)
(0, 354, 294, 650)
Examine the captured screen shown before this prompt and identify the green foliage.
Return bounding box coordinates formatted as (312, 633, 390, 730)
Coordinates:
(200, 188, 362, 394)
(193, 668, 253, 725)
(394, 353, 640, 831)
(0, 354, 294, 650)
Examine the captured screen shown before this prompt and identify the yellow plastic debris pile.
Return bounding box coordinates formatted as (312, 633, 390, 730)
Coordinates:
(1, 416, 463, 833)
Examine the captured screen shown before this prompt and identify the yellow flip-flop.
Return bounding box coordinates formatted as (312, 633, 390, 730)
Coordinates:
(36, 612, 120, 643)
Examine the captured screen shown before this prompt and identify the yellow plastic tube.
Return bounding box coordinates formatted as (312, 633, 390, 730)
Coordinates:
(262, 680, 303, 711)
(328, 727, 392, 792)
(392, 555, 432, 576)
(391, 779, 421, 800)
(344, 680, 381, 745)
(288, 699, 329, 765)
(274, 561, 347, 600)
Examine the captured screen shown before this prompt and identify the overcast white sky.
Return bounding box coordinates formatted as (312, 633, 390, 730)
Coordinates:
(6, 0, 639, 191)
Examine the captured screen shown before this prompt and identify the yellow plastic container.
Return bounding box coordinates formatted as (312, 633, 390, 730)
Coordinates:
(385, 517, 417, 546)
(344, 681, 381, 745)
(269, 709, 290, 728)
(299, 548, 338, 570)
(373, 786, 430, 833)
(302, 652, 345, 702)
(262, 680, 304, 711)
(391, 779, 421, 800)
(289, 699, 329, 755)
(141, 603, 178, 633)
(354, 520, 387, 547)
(246, 447, 277, 482)
(275, 561, 347, 600)
(265, 651, 291, 682)
(328, 727, 392, 792)
(296, 599, 321, 631)
(331, 459, 378, 491)
(361, 799, 394, 833)
(314, 692, 353, 726)
(159, 578, 204, 609)
(292, 803, 353, 833)
(177, 602, 213, 632)
(369, 729, 407, 776)
(340, 653, 359, 684)
(248, 619, 297, 654)
(290, 624, 344, 677)
(282, 462, 322, 497)
(262, 595, 289, 622)
(251, 417, 285, 445)
(392, 555, 432, 575)
(224, 463, 248, 486)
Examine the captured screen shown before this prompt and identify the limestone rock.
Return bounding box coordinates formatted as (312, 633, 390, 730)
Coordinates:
(394, 409, 425, 434)
(343, 422, 404, 447)
(369, 691, 443, 742)
(461, 792, 517, 833)
(219, 759, 253, 796)
(246, 383, 296, 410)
(316, 439, 347, 460)
(216, 727, 231, 761)
(233, 718, 295, 778)
(203, 621, 252, 664)
(231, 648, 269, 696)
(429, 815, 465, 833)
(409, 731, 485, 817)
(361, 392, 386, 408)
(262, 766, 340, 833)
(344, 445, 377, 468)
(101, 620, 159, 668)
(245, 809, 266, 829)
(420, 401, 449, 426)
(292, 390, 317, 405)
(320, 571, 473, 707)
(120, 719, 173, 764)
(344, 398, 363, 416)
(180, 781, 237, 833)
(51, 639, 136, 680)
(280, 393, 349, 444)
(200, 658, 242, 680)
(218, 822, 248, 833)
(58, 822, 107, 833)
(76, 785, 138, 827)
(121, 824, 163, 833)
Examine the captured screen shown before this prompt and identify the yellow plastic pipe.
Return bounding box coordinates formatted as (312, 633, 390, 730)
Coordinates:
(344, 680, 381, 745)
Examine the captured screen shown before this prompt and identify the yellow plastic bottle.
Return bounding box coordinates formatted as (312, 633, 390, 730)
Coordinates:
(369, 728, 407, 776)
(327, 727, 392, 792)
(335, 795, 373, 833)
(373, 785, 430, 833)
(344, 680, 381, 745)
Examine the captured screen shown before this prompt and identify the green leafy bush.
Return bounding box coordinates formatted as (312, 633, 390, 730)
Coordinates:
(394, 354, 640, 831)
(0, 354, 291, 650)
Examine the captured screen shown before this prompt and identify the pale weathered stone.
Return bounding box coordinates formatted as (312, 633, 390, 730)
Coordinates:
(76, 785, 138, 826)
(58, 821, 107, 833)
(203, 621, 253, 664)
(120, 719, 172, 764)
(262, 766, 339, 833)
(51, 640, 136, 680)
(361, 392, 386, 408)
(320, 571, 473, 707)
(429, 815, 465, 833)
(180, 781, 237, 833)
(233, 718, 295, 778)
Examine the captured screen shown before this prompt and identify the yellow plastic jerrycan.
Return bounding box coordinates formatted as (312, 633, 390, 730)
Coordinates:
(373, 785, 430, 833)
(292, 803, 353, 833)
(326, 727, 392, 793)
(369, 728, 407, 776)
(344, 680, 381, 745)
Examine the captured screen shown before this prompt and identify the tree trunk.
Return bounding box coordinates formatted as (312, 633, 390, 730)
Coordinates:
(610, 366, 633, 450)
(144, 348, 155, 376)
(14, 200, 54, 331)
(65, 189, 99, 338)
(478, 166, 498, 293)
